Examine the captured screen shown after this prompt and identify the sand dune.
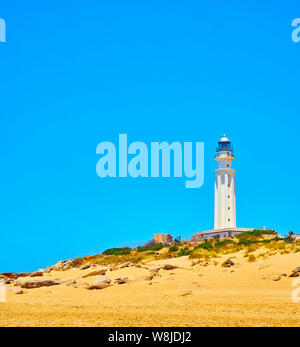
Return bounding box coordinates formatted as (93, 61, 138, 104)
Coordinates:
(1, 252, 300, 327)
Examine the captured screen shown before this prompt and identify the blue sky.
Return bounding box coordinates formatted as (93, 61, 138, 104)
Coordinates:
(0, 1, 299, 272)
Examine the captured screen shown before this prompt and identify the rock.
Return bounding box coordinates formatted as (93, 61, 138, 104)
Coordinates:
(90, 274, 111, 284)
(140, 265, 149, 270)
(153, 233, 173, 244)
(150, 267, 161, 274)
(150, 267, 161, 277)
(62, 279, 77, 286)
(293, 266, 300, 273)
(265, 272, 283, 281)
(80, 262, 91, 270)
(109, 264, 120, 271)
(9, 288, 25, 294)
(82, 269, 106, 278)
(86, 275, 111, 290)
(13, 278, 24, 286)
(114, 277, 130, 284)
(52, 260, 64, 271)
(62, 261, 73, 271)
(2, 278, 12, 284)
(0, 272, 30, 279)
(73, 282, 89, 288)
(181, 290, 192, 297)
(120, 262, 130, 269)
(163, 264, 178, 271)
(289, 266, 300, 277)
(222, 259, 234, 267)
(44, 266, 51, 273)
(86, 282, 111, 290)
(143, 275, 154, 281)
(20, 279, 60, 289)
(30, 269, 44, 277)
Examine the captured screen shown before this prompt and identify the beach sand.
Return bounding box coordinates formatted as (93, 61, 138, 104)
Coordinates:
(1, 252, 300, 327)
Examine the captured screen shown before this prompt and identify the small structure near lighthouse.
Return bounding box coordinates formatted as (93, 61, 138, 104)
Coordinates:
(192, 134, 254, 240)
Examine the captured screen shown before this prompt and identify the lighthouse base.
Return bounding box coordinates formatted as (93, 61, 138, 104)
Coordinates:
(191, 228, 255, 241)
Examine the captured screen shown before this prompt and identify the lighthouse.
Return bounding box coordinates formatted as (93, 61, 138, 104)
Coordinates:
(214, 135, 236, 230)
(191, 134, 258, 240)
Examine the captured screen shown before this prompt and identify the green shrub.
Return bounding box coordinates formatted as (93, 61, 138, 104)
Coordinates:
(137, 243, 164, 252)
(194, 242, 213, 251)
(283, 237, 294, 243)
(178, 247, 191, 257)
(169, 245, 179, 252)
(102, 247, 131, 255)
(237, 229, 276, 241)
(146, 251, 155, 255)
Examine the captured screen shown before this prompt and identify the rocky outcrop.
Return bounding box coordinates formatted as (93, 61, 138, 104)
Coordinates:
(30, 269, 44, 277)
(51, 259, 81, 271)
(114, 277, 130, 284)
(153, 233, 173, 245)
(86, 275, 111, 290)
(0, 272, 30, 280)
(62, 279, 77, 286)
(163, 264, 178, 271)
(1, 278, 12, 284)
(80, 263, 91, 270)
(120, 262, 130, 269)
(82, 269, 106, 278)
(20, 279, 60, 289)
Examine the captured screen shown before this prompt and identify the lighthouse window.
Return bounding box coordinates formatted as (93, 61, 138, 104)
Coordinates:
(227, 164, 229, 167)
(228, 219, 230, 222)
(228, 207, 230, 210)
(228, 195, 230, 198)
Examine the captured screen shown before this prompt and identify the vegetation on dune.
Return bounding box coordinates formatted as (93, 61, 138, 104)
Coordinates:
(137, 242, 164, 252)
(102, 247, 132, 255)
(188, 230, 299, 260)
(169, 245, 179, 252)
(178, 247, 191, 257)
(72, 229, 299, 267)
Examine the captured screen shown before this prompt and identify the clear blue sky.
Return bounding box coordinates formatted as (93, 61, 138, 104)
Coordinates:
(0, 1, 299, 272)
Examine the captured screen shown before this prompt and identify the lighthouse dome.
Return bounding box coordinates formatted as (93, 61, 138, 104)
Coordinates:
(219, 134, 230, 143)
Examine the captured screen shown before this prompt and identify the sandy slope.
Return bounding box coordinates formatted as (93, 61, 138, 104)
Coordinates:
(1, 252, 300, 327)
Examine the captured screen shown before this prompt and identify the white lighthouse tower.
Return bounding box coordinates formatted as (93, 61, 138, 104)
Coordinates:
(214, 134, 236, 230)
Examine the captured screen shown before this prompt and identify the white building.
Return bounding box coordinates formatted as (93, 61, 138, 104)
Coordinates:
(214, 134, 236, 230)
